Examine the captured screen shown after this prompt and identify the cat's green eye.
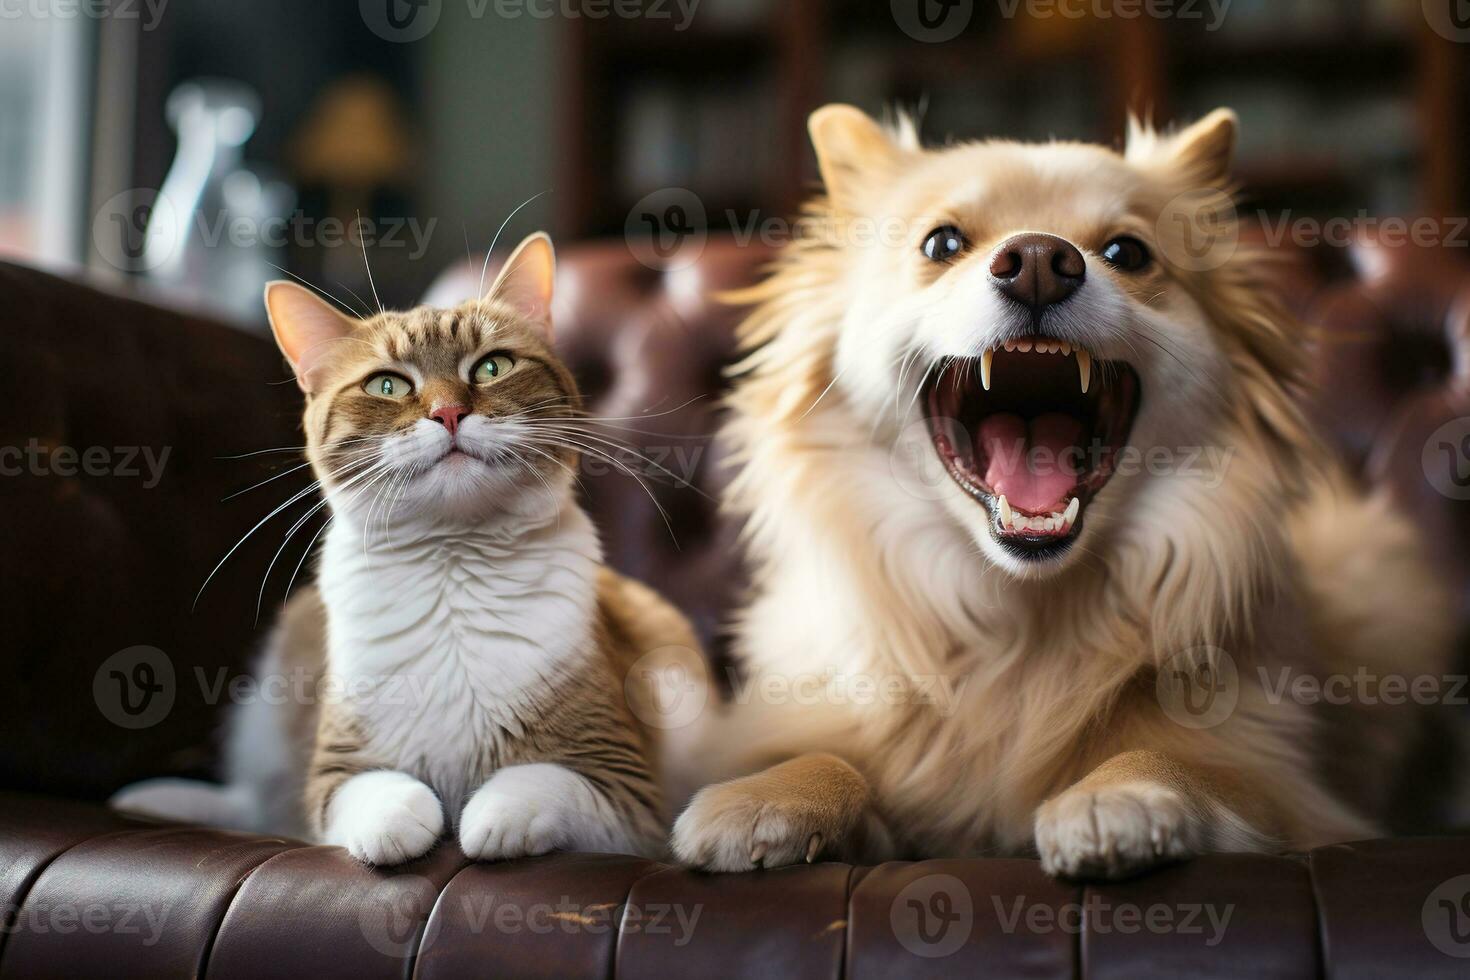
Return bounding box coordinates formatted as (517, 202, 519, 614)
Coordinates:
(473, 354, 515, 384)
(363, 373, 413, 399)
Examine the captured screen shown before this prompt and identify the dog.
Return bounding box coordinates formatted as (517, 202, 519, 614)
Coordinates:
(668, 104, 1458, 878)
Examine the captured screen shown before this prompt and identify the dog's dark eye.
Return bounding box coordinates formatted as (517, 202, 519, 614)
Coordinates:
(922, 225, 966, 262)
(1101, 236, 1152, 272)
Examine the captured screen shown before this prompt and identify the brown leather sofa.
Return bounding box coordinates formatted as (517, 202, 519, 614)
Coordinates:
(2, 234, 1469, 978)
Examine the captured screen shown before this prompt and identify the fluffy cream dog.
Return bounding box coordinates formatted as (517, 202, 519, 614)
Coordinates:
(670, 105, 1457, 878)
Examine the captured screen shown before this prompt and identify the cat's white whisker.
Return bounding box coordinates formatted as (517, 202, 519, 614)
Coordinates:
(267, 261, 373, 321)
(254, 455, 392, 621)
(477, 189, 551, 302)
(356, 210, 384, 316)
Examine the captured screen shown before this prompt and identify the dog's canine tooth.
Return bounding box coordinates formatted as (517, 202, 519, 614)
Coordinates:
(1063, 497, 1081, 526)
(998, 494, 1013, 528)
(1077, 349, 1091, 393)
(981, 350, 994, 391)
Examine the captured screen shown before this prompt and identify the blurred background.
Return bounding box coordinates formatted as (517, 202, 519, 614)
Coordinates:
(0, 0, 1466, 324)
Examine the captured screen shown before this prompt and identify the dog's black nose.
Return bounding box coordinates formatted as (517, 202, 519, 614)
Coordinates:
(989, 233, 1086, 310)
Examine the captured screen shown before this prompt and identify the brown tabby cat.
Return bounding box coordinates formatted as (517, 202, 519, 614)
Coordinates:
(113, 232, 697, 865)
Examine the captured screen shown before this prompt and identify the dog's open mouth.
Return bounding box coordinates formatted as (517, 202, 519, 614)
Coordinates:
(923, 337, 1140, 559)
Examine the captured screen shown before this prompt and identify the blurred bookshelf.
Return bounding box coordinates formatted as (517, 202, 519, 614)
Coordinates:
(557, 0, 1465, 238)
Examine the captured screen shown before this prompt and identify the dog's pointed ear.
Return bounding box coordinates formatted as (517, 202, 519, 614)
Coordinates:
(809, 104, 910, 212)
(486, 231, 556, 340)
(1127, 108, 1237, 188)
(265, 282, 359, 393)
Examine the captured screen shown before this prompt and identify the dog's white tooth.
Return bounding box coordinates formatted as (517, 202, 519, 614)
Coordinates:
(1063, 497, 1080, 526)
(1017, 340, 1032, 352)
(1077, 349, 1091, 394)
(981, 349, 993, 391)
(1060, 342, 1072, 355)
(1003, 340, 1015, 353)
(998, 494, 1012, 528)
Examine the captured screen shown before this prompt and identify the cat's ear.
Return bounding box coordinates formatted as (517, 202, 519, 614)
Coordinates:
(486, 232, 556, 339)
(264, 282, 359, 393)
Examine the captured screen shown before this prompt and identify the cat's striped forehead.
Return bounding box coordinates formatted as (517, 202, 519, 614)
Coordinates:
(365, 301, 527, 363)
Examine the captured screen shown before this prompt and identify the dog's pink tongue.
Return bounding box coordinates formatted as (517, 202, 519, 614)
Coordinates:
(979, 413, 1083, 513)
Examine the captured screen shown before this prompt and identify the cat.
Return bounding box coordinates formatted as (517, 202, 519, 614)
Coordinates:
(112, 232, 698, 865)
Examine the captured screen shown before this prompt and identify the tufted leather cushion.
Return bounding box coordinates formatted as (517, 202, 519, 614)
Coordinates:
(3, 797, 1470, 978)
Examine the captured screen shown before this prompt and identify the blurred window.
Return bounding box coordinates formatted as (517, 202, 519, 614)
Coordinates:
(0, 7, 92, 266)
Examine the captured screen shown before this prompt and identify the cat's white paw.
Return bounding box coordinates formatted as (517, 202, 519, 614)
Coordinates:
(459, 763, 625, 861)
(322, 770, 444, 866)
(1034, 781, 1203, 880)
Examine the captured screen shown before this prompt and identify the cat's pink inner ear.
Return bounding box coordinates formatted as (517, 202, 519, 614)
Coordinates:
(264, 282, 359, 393)
(488, 232, 556, 339)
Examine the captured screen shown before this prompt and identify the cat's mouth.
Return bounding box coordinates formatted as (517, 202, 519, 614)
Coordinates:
(922, 339, 1140, 559)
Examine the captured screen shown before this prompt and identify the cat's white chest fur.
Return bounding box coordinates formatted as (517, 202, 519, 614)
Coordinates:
(317, 507, 601, 812)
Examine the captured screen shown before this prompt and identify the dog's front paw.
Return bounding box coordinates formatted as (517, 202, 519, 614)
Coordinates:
(322, 771, 444, 866)
(672, 778, 853, 872)
(1034, 781, 1204, 880)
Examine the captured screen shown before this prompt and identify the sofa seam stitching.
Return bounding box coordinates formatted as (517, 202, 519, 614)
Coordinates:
(0, 827, 172, 971)
(609, 862, 675, 980)
(196, 841, 315, 980)
(404, 855, 476, 980)
(1306, 848, 1329, 980)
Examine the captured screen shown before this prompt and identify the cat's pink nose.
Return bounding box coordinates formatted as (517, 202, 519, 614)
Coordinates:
(430, 405, 469, 436)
